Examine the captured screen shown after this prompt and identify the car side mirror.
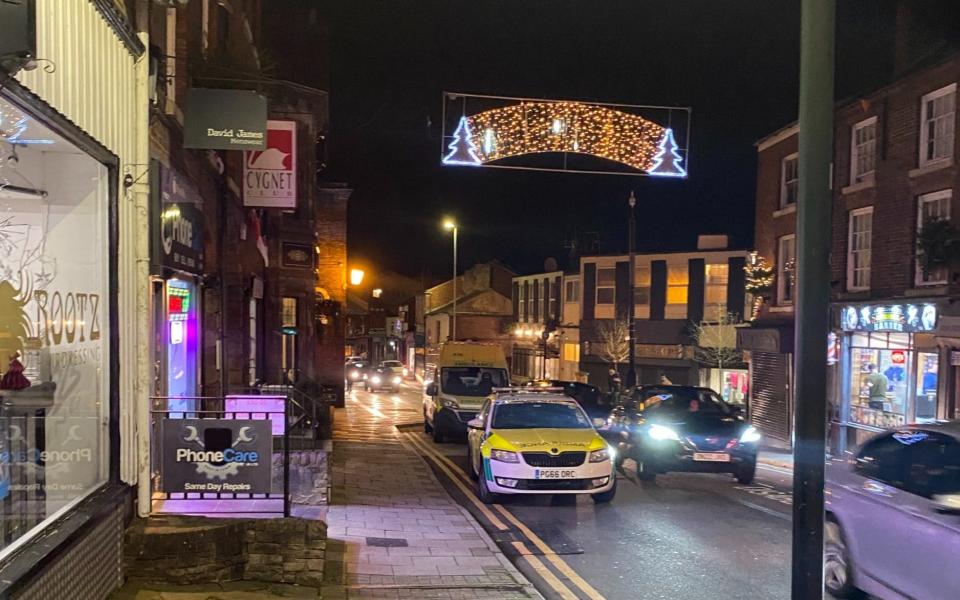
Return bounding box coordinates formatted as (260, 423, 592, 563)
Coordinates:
(932, 493, 960, 514)
(592, 417, 607, 429)
(426, 383, 438, 396)
(467, 418, 484, 430)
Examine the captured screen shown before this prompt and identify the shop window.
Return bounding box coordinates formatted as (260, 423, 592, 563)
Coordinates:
(850, 117, 877, 185)
(596, 268, 615, 305)
(777, 235, 796, 305)
(635, 265, 651, 306)
(916, 190, 952, 286)
(920, 84, 956, 167)
(847, 207, 873, 291)
(704, 263, 729, 321)
(780, 153, 798, 207)
(564, 279, 579, 303)
(0, 94, 111, 558)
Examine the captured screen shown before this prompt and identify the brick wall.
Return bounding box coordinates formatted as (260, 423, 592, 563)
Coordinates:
(754, 127, 798, 314)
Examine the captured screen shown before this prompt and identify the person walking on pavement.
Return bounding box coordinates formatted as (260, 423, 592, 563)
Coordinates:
(865, 363, 889, 410)
(607, 368, 622, 405)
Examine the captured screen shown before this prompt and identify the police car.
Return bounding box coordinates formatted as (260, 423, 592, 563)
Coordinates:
(465, 388, 617, 504)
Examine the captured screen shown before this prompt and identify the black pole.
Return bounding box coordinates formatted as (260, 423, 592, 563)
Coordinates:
(626, 192, 637, 387)
(792, 1, 834, 598)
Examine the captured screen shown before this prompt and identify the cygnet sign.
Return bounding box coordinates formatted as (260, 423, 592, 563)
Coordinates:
(243, 120, 297, 209)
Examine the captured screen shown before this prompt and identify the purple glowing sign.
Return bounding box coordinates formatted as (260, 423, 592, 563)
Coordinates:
(224, 395, 286, 436)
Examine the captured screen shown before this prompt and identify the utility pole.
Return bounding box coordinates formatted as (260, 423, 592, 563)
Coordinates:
(452, 225, 458, 341)
(792, 1, 834, 598)
(626, 191, 637, 388)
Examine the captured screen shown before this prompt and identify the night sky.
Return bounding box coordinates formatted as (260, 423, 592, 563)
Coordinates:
(270, 1, 901, 280)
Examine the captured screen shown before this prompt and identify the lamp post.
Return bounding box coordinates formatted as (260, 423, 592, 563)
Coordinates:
(443, 219, 458, 341)
(626, 191, 637, 388)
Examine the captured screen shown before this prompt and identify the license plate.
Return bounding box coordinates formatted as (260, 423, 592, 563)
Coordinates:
(693, 452, 730, 462)
(535, 469, 578, 479)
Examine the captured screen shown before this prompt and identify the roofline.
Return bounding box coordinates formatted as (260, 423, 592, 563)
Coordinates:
(580, 248, 750, 263)
(756, 123, 799, 151)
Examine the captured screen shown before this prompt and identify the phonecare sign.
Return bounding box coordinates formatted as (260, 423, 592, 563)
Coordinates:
(161, 419, 272, 494)
(243, 120, 297, 209)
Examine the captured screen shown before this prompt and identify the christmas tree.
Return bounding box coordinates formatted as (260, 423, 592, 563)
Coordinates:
(442, 117, 481, 166)
(649, 128, 687, 177)
(744, 252, 775, 320)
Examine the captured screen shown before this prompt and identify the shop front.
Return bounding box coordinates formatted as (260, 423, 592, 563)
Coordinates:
(833, 302, 943, 452)
(150, 163, 204, 410)
(736, 323, 794, 449)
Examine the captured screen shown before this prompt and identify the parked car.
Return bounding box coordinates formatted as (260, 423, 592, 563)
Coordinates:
(364, 366, 402, 393)
(823, 422, 960, 600)
(526, 379, 606, 418)
(466, 387, 616, 504)
(379, 360, 408, 378)
(607, 385, 760, 484)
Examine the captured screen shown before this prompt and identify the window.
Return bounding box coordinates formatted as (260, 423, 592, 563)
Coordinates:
(854, 433, 912, 490)
(780, 154, 799, 207)
(920, 84, 956, 166)
(667, 265, 688, 305)
(527, 281, 535, 318)
(565, 280, 580, 303)
(855, 431, 960, 499)
(165, 8, 177, 110)
(635, 266, 651, 306)
(281, 297, 297, 380)
(563, 342, 580, 363)
(596, 267, 615, 305)
(850, 117, 877, 184)
(847, 207, 873, 291)
(777, 235, 796, 305)
(917, 190, 952, 285)
(518, 283, 526, 321)
(548, 281, 557, 319)
(281, 297, 297, 327)
(248, 297, 259, 385)
(704, 263, 729, 320)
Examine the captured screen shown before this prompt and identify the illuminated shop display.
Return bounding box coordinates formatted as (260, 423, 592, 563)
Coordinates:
(166, 279, 198, 412)
(840, 303, 937, 333)
(442, 93, 690, 177)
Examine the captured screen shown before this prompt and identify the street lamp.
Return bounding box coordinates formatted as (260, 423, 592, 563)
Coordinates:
(443, 219, 458, 341)
(626, 191, 637, 388)
(349, 268, 365, 286)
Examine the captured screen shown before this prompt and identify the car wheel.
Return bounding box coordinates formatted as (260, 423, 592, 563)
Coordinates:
(824, 517, 859, 598)
(635, 454, 656, 481)
(477, 472, 499, 504)
(591, 477, 617, 503)
(432, 421, 446, 444)
(466, 445, 479, 481)
(735, 461, 757, 485)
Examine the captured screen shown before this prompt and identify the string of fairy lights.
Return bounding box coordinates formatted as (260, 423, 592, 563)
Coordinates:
(446, 100, 677, 173)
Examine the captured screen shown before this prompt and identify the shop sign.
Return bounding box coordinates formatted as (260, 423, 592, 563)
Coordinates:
(161, 418, 272, 494)
(281, 242, 313, 268)
(160, 199, 204, 274)
(635, 344, 688, 360)
(891, 350, 906, 364)
(184, 88, 267, 150)
(243, 120, 297, 208)
(840, 303, 937, 333)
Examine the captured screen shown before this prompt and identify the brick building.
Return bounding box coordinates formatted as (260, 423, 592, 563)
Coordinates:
(742, 51, 960, 452)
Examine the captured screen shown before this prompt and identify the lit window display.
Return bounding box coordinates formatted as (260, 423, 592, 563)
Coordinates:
(0, 94, 111, 557)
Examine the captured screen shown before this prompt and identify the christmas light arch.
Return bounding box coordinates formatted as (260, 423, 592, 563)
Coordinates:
(442, 100, 687, 177)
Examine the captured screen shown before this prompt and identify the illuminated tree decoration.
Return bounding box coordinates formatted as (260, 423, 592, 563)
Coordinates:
(744, 252, 775, 320)
(648, 128, 686, 177)
(444, 101, 687, 175)
(442, 117, 481, 166)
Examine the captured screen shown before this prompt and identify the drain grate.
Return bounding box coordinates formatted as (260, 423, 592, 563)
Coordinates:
(366, 537, 409, 548)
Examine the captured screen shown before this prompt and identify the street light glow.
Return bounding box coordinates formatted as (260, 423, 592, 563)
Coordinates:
(349, 268, 365, 286)
(443, 219, 457, 231)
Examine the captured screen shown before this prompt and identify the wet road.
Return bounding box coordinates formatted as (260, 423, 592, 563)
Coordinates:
(347, 383, 799, 600)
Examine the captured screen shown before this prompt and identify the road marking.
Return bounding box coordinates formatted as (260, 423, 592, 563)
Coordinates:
(735, 482, 793, 506)
(758, 463, 794, 476)
(402, 433, 509, 531)
(513, 542, 580, 600)
(403, 432, 606, 600)
(493, 505, 606, 600)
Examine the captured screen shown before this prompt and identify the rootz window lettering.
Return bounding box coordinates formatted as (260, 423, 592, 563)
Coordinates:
(33, 290, 100, 345)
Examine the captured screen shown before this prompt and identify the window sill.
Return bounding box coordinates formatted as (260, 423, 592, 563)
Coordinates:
(909, 158, 954, 178)
(841, 179, 875, 195)
(768, 305, 794, 313)
(772, 205, 797, 218)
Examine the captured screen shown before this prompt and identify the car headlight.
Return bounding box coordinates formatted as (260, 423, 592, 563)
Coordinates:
(648, 424, 681, 442)
(372, 376, 381, 384)
(740, 426, 762, 443)
(589, 448, 612, 463)
(441, 398, 459, 409)
(490, 449, 520, 463)
(402, 368, 409, 376)
(392, 376, 401, 385)
(349, 370, 359, 379)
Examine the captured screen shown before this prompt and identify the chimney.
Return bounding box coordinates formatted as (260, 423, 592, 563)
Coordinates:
(697, 234, 728, 250)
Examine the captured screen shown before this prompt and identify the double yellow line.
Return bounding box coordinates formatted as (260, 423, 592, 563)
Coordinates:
(403, 432, 605, 600)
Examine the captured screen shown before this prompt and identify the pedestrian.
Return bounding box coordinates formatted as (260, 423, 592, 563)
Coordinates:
(607, 368, 622, 393)
(864, 363, 888, 410)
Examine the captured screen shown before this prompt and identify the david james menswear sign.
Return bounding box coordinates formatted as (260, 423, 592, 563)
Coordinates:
(184, 88, 267, 150)
(243, 120, 297, 208)
(161, 419, 272, 494)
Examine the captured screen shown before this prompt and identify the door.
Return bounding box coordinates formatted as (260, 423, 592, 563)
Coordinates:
(468, 400, 492, 475)
(845, 431, 960, 599)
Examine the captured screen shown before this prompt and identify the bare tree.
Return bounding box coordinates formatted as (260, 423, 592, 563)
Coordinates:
(690, 312, 742, 371)
(596, 319, 630, 373)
